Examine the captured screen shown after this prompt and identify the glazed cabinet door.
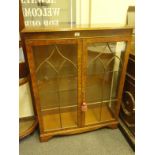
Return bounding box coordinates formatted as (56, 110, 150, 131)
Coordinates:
(82, 38, 129, 126)
(26, 39, 81, 133)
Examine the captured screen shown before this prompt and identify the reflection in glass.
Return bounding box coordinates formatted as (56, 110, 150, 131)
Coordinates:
(21, 0, 76, 27)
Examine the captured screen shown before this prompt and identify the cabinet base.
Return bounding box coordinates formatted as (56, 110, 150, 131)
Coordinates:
(107, 124, 118, 129)
(39, 121, 118, 142)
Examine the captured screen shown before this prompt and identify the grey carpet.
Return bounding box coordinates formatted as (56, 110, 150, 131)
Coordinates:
(19, 128, 134, 155)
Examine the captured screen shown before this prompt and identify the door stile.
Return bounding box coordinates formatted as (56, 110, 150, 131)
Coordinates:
(77, 38, 83, 127)
(115, 39, 132, 118)
(26, 42, 44, 133)
(81, 39, 88, 127)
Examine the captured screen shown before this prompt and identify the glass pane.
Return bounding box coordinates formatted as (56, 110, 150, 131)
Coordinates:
(85, 42, 126, 125)
(21, 0, 76, 27)
(100, 101, 117, 122)
(32, 43, 78, 131)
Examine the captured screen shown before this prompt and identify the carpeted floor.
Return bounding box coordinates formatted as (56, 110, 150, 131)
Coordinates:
(19, 128, 134, 155)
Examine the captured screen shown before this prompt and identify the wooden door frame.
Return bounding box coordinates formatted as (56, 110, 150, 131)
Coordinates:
(25, 38, 82, 133)
(81, 36, 131, 126)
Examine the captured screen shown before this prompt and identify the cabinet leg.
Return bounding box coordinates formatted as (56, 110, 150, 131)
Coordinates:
(39, 135, 53, 142)
(108, 124, 118, 129)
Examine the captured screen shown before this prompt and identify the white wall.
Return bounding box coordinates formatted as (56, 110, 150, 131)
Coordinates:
(76, 0, 90, 25)
(77, 0, 135, 25)
(91, 0, 128, 25)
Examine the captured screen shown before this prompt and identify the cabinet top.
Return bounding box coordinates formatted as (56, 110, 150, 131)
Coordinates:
(21, 24, 133, 33)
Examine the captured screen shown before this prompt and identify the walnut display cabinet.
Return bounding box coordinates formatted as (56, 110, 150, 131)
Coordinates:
(21, 26, 132, 142)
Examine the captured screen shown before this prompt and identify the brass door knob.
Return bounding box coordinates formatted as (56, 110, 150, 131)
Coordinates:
(81, 102, 87, 112)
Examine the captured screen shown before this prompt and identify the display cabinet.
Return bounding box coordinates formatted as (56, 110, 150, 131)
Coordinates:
(21, 26, 132, 141)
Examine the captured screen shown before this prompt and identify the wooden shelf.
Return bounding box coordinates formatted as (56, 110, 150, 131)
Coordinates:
(41, 103, 116, 132)
(37, 76, 77, 109)
(42, 107, 77, 132)
(85, 104, 116, 125)
(19, 117, 38, 140)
